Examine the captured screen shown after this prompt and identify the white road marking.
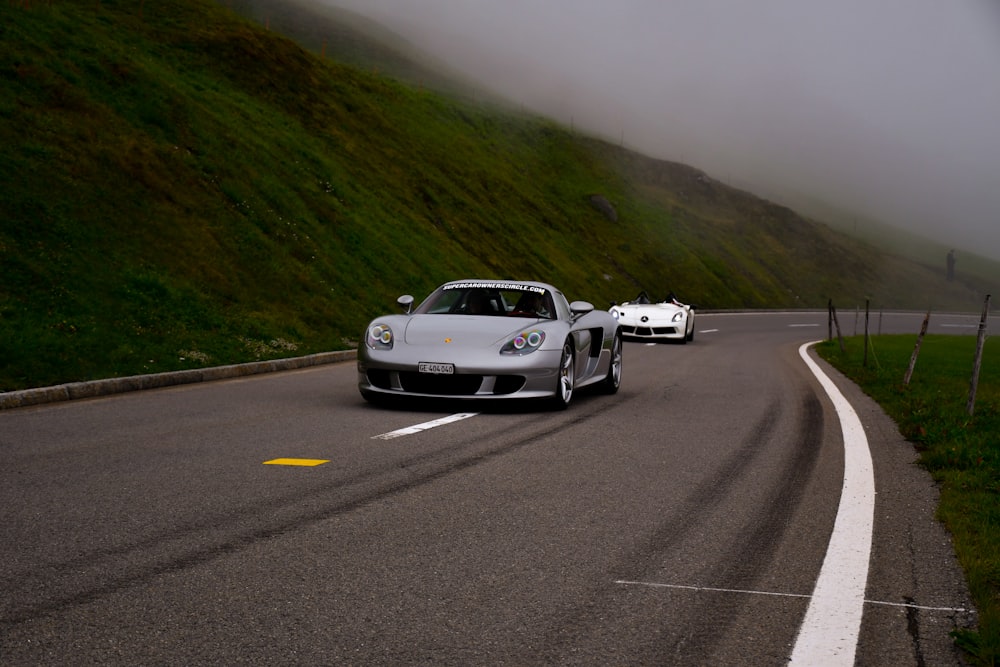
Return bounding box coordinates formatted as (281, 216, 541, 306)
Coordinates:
(868, 599, 970, 613)
(789, 341, 875, 666)
(789, 323, 820, 327)
(700, 328, 719, 333)
(613, 581, 968, 613)
(615, 580, 811, 600)
(372, 412, 479, 440)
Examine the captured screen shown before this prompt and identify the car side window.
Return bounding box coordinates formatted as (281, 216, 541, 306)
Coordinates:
(550, 291, 571, 320)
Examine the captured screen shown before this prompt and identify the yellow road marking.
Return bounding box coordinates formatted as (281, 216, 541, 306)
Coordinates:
(263, 458, 329, 467)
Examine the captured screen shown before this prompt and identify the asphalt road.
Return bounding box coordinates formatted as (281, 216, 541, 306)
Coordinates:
(0, 311, 984, 665)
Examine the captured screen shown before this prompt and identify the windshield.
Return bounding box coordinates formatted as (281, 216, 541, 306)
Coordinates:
(415, 281, 556, 320)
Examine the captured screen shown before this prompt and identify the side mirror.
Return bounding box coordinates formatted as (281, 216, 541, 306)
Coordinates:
(397, 294, 414, 314)
(569, 300, 594, 318)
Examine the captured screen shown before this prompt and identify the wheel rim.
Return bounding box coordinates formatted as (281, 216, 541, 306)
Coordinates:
(610, 336, 622, 386)
(559, 343, 575, 404)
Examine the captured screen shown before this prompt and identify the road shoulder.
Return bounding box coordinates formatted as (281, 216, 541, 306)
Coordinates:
(811, 350, 977, 665)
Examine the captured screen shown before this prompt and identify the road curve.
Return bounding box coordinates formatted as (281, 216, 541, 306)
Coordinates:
(0, 311, 977, 665)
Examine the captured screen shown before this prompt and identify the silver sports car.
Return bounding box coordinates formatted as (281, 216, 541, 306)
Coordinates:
(610, 290, 695, 343)
(358, 279, 623, 408)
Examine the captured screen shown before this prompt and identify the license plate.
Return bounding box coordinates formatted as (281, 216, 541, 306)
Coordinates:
(418, 362, 454, 375)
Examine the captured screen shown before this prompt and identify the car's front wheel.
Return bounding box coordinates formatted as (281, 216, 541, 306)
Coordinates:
(601, 331, 623, 394)
(551, 339, 575, 410)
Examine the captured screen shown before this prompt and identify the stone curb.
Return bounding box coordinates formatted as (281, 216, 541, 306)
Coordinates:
(0, 349, 358, 410)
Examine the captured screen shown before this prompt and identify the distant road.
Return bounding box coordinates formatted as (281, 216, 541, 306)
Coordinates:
(0, 311, 980, 665)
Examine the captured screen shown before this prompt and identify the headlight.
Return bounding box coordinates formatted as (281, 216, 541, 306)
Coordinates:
(366, 323, 394, 350)
(501, 329, 545, 355)
(611, 309, 620, 320)
(672, 311, 685, 323)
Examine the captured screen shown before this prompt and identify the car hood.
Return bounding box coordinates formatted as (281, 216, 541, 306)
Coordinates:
(403, 315, 544, 347)
(617, 303, 685, 314)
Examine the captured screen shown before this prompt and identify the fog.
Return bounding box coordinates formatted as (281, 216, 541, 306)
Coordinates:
(327, 0, 1000, 259)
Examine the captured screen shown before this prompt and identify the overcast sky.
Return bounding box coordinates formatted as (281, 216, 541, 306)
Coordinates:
(327, 0, 1000, 259)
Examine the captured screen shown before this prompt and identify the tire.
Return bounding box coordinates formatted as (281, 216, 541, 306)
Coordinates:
(685, 317, 695, 342)
(601, 331, 623, 394)
(550, 339, 575, 410)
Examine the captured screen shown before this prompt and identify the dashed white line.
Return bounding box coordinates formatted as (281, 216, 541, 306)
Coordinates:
(372, 412, 479, 440)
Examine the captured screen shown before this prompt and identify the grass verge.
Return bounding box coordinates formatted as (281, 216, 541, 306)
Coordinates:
(817, 334, 999, 665)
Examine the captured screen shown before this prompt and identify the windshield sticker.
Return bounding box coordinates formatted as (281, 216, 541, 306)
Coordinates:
(445, 281, 546, 294)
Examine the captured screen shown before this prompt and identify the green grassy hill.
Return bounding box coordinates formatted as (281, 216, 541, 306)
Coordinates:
(1, 0, 995, 391)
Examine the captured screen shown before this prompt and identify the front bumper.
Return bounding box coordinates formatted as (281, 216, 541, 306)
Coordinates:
(618, 322, 684, 339)
(358, 349, 562, 400)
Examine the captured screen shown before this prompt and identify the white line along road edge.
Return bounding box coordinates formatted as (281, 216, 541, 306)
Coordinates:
(372, 413, 479, 440)
(789, 342, 875, 666)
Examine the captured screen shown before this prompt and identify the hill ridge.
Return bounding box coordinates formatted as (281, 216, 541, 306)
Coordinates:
(0, 0, 992, 390)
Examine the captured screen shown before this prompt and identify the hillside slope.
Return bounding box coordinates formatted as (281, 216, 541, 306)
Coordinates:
(0, 0, 993, 391)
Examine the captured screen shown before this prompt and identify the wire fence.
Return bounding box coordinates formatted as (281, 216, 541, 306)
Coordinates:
(828, 295, 992, 416)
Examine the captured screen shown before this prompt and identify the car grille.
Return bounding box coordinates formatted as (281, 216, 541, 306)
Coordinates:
(493, 375, 526, 395)
(621, 325, 679, 336)
(366, 370, 526, 396)
(398, 372, 484, 395)
(366, 369, 393, 389)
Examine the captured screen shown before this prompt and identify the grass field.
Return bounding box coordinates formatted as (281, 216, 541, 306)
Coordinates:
(818, 332, 999, 665)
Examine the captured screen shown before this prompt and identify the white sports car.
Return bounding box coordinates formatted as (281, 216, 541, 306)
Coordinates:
(610, 291, 695, 343)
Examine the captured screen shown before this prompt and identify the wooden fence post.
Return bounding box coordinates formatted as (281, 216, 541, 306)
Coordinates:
(828, 299, 833, 342)
(904, 309, 930, 385)
(863, 300, 870, 367)
(830, 301, 845, 352)
(967, 294, 991, 415)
